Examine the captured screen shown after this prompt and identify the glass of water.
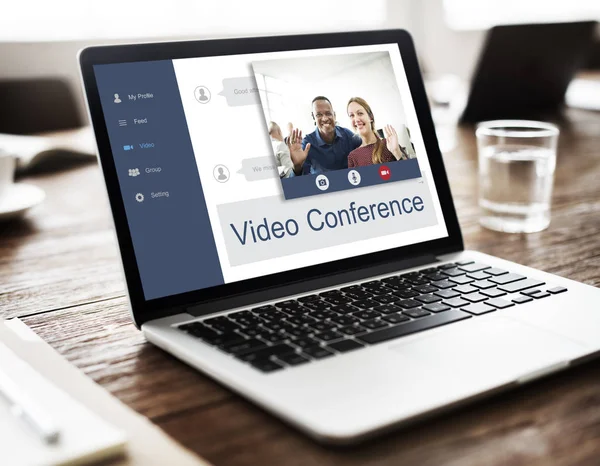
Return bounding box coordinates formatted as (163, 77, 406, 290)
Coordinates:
(476, 120, 559, 233)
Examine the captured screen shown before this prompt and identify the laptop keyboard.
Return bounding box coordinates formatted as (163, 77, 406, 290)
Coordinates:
(177, 260, 567, 373)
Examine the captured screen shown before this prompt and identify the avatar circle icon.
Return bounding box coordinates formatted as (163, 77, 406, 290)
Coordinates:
(315, 174, 330, 191)
(213, 164, 230, 183)
(347, 170, 361, 186)
(194, 86, 211, 104)
(135, 193, 144, 203)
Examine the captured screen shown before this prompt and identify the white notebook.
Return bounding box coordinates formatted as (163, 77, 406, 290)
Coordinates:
(0, 340, 127, 466)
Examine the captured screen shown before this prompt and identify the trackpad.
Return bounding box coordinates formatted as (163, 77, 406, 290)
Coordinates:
(389, 316, 584, 384)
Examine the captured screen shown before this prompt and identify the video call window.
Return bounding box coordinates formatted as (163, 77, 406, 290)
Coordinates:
(252, 51, 422, 200)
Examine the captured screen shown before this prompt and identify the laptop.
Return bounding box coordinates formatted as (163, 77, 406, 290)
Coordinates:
(79, 29, 600, 445)
(460, 21, 597, 123)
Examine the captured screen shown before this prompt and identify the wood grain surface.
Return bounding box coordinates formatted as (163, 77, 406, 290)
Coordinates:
(1, 108, 599, 465)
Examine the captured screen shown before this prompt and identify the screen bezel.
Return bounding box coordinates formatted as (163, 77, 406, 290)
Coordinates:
(79, 29, 463, 327)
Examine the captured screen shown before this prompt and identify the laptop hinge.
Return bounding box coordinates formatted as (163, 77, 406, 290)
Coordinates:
(187, 254, 439, 318)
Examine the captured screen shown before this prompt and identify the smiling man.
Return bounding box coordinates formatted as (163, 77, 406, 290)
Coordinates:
(288, 96, 361, 176)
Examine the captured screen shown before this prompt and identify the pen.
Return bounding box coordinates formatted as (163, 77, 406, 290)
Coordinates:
(0, 368, 61, 444)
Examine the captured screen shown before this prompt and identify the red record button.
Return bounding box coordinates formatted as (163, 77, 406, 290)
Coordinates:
(379, 165, 391, 181)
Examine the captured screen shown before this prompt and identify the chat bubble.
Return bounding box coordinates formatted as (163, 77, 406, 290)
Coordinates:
(218, 77, 260, 107)
(237, 156, 278, 181)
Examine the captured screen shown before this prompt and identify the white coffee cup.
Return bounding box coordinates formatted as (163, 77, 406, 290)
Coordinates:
(0, 150, 17, 203)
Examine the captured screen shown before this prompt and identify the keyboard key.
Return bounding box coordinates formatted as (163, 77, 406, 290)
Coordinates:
(486, 298, 514, 309)
(430, 279, 457, 289)
(434, 288, 460, 299)
(396, 299, 422, 309)
(548, 286, 567, 294)
(320, 290, 344, 299)
(290, 336, 320, 349)
(308, 321, 337, 332)
(362, 319, 389, 330)
(425, 273, 448, 282)
(222, 338, 267, 354)
(332, 304, 359, 315)
(260, 332, 287, 344)
(498, 279, 545, 293)
(314, 330, 344, 342)
(285, 327, 312, 339)
(454, 284, 479, 294)
(252, 304, 277, 313)
(472, 280, 497, 289)
(344, 290, 374, 300)
(437, 263, 457, 270)
(327, 339, 365, 353)
(449, 275, 474, 285)
(338, 325, 368, 336)
(458, 263, 490, 273)
(382, 313, 411, 324)
(298, 294, 320, 302)
(489, 273, 526, 285)
(330, 315, 360, 326)
(533, 291, 551, 299)
(372, 294, 397, 305)
(322, 295, 352, 306)
(276, 352, 309, 366)
(413, 285, 439, 294)
(403, 308, 431, 318)
(463, 292, 489, 303)
(357, 310, 471, 345)
(353, 310, 381, 320)
(403, 276, 430, 285)
(275, 300, 303, 310)
(467, 271, 491, 280)
(484, 268, 508, 276)
(250, 359, 284, 373)
(512, 295, 533, 304)
(481, 288, 507, 298)
(442, 268, 465, 277)
(302, 346, 335, 359)
(444, 297, 470, 308)
(308, 310, 337, 320)
(522, 288, 543, 297)
(415, 294, 442, 304)
(237, 343, 297, 362)
(456, 260, 474, 266)
(423, 303, 451, 313)
(393, 290, 420, 299)
(303, 300, 331, 311)
(373, 304, 403, 315)
(353, 299, 378, 309)
(461, 303, 496, 315)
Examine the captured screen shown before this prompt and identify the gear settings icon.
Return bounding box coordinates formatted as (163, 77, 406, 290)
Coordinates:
(135, 193, 144, 203)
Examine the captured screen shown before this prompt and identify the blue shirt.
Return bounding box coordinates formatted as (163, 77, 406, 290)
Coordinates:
(291, 126, 361, 176)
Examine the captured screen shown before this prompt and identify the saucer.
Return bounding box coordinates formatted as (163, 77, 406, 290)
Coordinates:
(0, 183, 46, 221)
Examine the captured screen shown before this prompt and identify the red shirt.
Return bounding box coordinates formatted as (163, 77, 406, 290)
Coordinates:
(348, 139, 398, 168)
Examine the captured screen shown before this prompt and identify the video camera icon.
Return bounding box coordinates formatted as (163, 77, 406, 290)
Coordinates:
(123, 145, 134, 151)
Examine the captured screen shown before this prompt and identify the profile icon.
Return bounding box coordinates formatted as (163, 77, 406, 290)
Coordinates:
(194, 86, 211, 104)
(213, 164, 230, 183)
(114, 93, 122, 103)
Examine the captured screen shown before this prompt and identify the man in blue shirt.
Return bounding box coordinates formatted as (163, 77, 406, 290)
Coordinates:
(288, 96, 361, 176)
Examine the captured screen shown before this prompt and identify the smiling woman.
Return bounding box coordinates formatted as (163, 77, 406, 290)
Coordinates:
(347, 97, 410, 167)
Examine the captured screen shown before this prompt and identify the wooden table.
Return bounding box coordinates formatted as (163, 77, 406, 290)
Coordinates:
(2, 108, 599, 465)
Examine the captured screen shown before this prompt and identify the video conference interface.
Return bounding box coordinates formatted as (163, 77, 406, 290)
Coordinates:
(94, 43, 448, 300)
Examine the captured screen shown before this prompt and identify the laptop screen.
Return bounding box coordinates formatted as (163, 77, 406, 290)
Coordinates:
(93, 43, 448, 300)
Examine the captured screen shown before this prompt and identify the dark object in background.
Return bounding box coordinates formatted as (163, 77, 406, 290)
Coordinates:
(0, 78, 82, 134)
(460, 21, 597, 124)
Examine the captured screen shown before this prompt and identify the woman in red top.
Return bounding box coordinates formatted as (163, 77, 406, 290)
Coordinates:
(346, 97, 409, 168)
